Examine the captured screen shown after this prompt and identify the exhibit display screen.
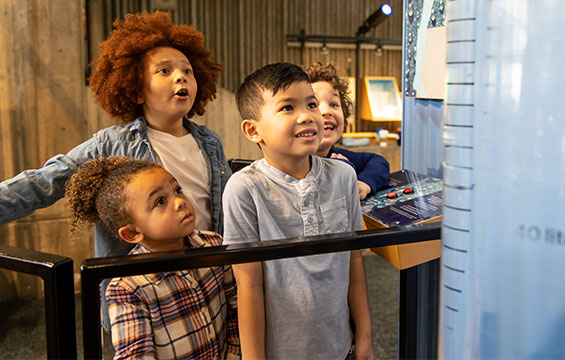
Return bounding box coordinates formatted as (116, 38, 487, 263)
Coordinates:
(360, 77, 402, 121)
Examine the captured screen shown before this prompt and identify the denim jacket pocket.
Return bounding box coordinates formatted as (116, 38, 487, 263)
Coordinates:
(320, 196, 349, 234)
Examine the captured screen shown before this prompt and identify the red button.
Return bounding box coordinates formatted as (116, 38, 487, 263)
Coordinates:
(386, 192, 398, 199)
(403, 188, 414, 194)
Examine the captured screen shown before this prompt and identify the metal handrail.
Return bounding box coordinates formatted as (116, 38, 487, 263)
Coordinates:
(81, 223, 441, 358)
(0, 244, 77, 359)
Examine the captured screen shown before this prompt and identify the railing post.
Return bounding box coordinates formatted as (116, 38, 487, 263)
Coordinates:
(42, 258, 77, 359)
(81, 266, 103, 359)
(0, 244, 77, 359)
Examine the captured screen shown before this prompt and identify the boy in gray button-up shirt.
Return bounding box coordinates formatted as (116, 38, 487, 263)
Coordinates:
(223, 63, 374, 360)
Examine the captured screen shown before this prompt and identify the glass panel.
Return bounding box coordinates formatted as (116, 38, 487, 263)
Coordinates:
(367, 79, 403, 119)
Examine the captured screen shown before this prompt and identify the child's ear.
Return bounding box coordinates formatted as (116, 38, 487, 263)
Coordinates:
(118, 224, 144, 244)
(241, 119, 262, 144)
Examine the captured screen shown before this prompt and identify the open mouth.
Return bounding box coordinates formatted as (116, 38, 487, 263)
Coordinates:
(175, 89, 188, 97)
(296, 130, 318, 138)
(324, 124, 336, 131)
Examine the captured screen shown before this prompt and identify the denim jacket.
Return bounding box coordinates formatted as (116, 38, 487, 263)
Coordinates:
(0, 116, 231, 258)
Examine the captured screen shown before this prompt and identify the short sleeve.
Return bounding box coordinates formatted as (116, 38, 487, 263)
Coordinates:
(222, 173, 260, 245)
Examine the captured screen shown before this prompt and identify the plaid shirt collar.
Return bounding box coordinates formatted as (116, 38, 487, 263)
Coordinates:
(129, 231, 208, 284)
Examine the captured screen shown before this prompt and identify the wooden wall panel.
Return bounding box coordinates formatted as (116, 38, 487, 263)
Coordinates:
(0, 0, 92, 300)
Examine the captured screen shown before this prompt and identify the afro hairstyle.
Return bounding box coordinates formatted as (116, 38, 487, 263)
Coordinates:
(89, 11, 222, 122)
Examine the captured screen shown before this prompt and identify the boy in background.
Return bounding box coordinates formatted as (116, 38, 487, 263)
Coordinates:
(305, 62, 389, 200)
(222, 62, 374, 359)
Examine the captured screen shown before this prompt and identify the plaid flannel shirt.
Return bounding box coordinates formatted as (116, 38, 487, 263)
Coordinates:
(106, 230, 240, 359)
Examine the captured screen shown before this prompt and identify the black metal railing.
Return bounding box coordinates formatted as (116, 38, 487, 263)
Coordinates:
(81, 223, 441, 359)
(0, 244, 77, 359)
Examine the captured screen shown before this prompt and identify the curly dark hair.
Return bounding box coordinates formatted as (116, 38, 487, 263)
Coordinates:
(65, 156, 159, 237)
(89, 11, 222, 122)
(304, 62, 353, 119)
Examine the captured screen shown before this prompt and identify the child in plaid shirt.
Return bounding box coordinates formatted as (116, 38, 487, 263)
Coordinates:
(66, 156, 239, 359)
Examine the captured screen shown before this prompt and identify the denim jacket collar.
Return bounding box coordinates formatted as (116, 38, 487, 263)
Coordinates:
(128, 115, 205, 137)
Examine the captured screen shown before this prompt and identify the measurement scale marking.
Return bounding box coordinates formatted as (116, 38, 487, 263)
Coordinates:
(444, 284, 463, 293)
(444, 183, 474, 191)
(445, 305, 460, 313)
(447, 39, 476, 44)
(444, 144, 474, 149)
(446, 103, 474, 107)
(444, 123, 473, 128)
(443, 224, 470, 233)
(447, 61, 476, 65)
(443, 204, 471, 212)
(443, 244, 468, 253)
(444, 264, 466, 273)
(448, 18, 476, 23)
(444, 163, 473, 171)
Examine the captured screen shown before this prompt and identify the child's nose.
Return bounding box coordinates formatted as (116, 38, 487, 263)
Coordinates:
(175, 196, 186, 209)
(174, 69, 187, 83)
(297, 112, 313, 124)
(317, 104, 331, 117)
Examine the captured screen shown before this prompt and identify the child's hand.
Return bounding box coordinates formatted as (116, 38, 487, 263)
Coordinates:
(330, 153, 349, 161)
(353, 335, 375, 360)
(357, 181, 371, 200)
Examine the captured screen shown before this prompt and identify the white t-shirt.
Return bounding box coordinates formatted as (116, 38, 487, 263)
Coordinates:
(147, 127, 212, 231)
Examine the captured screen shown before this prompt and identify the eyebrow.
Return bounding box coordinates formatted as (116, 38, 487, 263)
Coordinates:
(147, 177, 177, 201)
(148, 186, 164, 201)
(278, 94, 317, 103)
(152, 59, 191, 67)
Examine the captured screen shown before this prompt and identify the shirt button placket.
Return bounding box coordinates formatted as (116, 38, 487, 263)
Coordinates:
(201, 309, 214, 339)
(299, 180, 317, 236)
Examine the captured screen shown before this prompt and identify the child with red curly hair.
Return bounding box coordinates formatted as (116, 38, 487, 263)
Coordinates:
(0, 11, 230, 329)
(1, 11, 228, 254)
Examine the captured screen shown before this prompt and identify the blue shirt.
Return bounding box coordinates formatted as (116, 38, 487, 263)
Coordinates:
(328, 146, 390, 194)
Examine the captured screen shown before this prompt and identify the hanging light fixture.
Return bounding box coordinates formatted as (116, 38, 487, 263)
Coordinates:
(376, 44, 383, 56)
(320, 39, 329, 55)
(356, 3, 393, 36)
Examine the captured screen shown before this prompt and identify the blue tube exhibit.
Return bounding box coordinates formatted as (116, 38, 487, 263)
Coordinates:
(441, 0, 565, 358)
